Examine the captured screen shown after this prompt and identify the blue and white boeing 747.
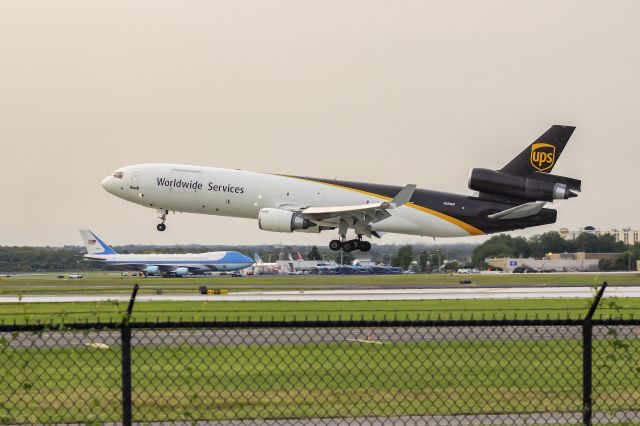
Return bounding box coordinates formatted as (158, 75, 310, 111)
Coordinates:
(80, 230, 254, 277)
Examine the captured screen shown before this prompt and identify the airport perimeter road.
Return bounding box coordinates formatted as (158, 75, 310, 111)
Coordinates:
(6, 325, 639, 349)
(3, 281, 640, 293)
(1, 285, 640, 303)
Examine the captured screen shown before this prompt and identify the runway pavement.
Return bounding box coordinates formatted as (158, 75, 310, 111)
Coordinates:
(1, 285, 639, 303)
(5, 324, 639, 349)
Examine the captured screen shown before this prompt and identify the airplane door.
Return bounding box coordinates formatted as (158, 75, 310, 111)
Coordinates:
(129, 173, 140, 190)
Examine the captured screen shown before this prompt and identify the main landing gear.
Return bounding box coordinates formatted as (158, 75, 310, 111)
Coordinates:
(157, 210, 168, 232)
(329, 236, 371, 253)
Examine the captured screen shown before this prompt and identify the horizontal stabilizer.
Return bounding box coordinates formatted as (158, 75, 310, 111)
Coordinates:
(488, 201, 546, 220)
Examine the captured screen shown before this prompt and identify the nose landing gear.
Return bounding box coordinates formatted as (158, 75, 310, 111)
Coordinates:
(157, 210, 168, 232)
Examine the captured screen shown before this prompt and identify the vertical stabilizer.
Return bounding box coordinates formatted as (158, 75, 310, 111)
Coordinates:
(79, 229, 118, 255)
(501, 125, 575, 176)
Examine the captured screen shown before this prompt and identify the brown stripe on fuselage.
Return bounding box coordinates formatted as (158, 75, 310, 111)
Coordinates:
(281, 175, 485, 236)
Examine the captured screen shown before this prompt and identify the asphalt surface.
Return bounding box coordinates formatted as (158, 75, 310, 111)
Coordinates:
(5, 325, 639, 349)
(3, 281, 640, 292)
(1, 285, 640, 303)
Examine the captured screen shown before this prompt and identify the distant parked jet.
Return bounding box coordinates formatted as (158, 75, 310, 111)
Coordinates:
(79, 229, 253, 277)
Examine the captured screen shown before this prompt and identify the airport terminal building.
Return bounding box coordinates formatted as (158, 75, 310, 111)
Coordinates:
(485, 252, 621, 272)
(559, 226, 640, 245)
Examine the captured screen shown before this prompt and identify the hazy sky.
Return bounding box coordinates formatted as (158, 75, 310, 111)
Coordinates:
(1, 1, 639, 247)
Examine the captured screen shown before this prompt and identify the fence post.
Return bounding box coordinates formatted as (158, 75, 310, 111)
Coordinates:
(583, 282, 607, 426)
(582, 318, 593, 426)
(121, 321, 132, 426)
(121, 284, 139, 426)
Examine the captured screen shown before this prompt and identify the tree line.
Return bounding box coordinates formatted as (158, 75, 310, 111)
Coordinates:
(1, 232, 637, 273)
(471, 231, 639, 270)
(0, 242, 476, 273)
(0, 246, 89, 273)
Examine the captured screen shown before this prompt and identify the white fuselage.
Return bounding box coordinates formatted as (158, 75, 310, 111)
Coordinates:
(101, 163, 475, 238)
(85, 251, 254, 273)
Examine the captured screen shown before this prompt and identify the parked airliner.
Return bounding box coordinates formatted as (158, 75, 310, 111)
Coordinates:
(101, 126, 581, 252)
(80, 230, 254, 276)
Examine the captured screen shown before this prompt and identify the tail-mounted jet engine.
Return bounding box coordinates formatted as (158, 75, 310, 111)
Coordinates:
(258, 208, 316, 233)
(468, 168, 581, 202)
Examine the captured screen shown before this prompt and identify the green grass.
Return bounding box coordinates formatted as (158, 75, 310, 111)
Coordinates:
(2, 273, 638, 422)
(1, 272, 639, 295)
(1, 336, 638, 423)
(2, 298, 639, 324)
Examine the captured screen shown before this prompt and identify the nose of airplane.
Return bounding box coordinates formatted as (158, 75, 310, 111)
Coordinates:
(101, 176, 117, 195)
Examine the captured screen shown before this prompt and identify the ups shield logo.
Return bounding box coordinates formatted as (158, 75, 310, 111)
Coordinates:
(530, 143, 556, 172)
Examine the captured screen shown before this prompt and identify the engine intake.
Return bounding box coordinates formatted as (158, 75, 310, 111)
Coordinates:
(469, 168, 580, 202)
(258, 208, 316, 233)
(145, 266, 159, 276)
(173, 267, 189, 277)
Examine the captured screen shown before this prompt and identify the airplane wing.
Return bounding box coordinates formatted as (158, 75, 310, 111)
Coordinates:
(105, 263, 206, 274)
(301, 202, 391, 221)
(157, 264, 209, 272)
(297, 184, 416, 237)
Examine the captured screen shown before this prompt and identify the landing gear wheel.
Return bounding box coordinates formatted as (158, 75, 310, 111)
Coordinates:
(157, 209, 168, 232)
(342, 240, 357, 252)
(329, 240, 342, 251)
(359, 241, 372, 252)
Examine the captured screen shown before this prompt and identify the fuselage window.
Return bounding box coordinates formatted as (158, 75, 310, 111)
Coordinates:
(113, 171, 123, 179)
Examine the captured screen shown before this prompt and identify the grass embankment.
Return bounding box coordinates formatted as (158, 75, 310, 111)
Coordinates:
(1, 338, 638, 423)
(1, 272, 639, 295)
(2, 298, 639, 324)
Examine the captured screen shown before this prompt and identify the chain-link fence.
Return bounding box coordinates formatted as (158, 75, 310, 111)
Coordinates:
(1, 318, 639, 425)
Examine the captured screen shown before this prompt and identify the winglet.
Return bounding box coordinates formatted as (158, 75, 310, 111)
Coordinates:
(390, 184, 416, 208)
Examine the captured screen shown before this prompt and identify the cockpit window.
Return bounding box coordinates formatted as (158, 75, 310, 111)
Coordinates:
(113, 171, 124, 179)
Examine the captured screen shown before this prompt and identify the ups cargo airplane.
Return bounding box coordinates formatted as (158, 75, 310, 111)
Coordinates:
(101, 125, 581, 253)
